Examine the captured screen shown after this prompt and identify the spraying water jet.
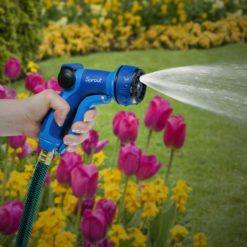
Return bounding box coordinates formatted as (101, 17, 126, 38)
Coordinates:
(140, 64, 247, 122)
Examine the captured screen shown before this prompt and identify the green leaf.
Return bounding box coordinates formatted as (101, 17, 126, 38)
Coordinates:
(148, 203, 176, 246)
(127, 206, 143, 227)
(156, 203, 177, 247)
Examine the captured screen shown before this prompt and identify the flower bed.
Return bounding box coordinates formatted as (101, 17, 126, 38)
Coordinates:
(0, 60, 208, 246)
(39, 16, 247, 59)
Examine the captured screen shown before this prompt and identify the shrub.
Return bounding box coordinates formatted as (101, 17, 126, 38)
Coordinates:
(0, 0, 42, 79)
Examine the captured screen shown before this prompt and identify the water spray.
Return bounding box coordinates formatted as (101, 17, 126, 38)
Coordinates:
(15, 64, 146, 247)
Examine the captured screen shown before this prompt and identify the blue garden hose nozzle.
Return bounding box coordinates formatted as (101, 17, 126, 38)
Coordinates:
(15, 64, 146, 247)
(39, 64, 146, 154)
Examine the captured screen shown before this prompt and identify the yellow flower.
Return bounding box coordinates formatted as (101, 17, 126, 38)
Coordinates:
(17, 92, 28, 99)
(102, 182, 121, 202)
(141, 202, 159, 219)
(54, 231, 76, 247)
(171, 179, 192, 213)
(27, 61, 39, 73)
(124, 181, 141, 214)
(5, 170, 30, 198)
(108, 224, 129, 246)
(128, 228, 147, 247)
(170, 224, 189, 243)
(26, 137, 38, 149)
(132, 1, 142, 13)
(92, 151, 107, 166)
(193, 232, 207, 247)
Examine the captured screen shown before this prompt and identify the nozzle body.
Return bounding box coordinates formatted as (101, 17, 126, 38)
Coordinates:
(39, 63, 146, 154)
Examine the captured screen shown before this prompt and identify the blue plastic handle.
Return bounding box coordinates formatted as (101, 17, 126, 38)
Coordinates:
(58, 95, 112, 153)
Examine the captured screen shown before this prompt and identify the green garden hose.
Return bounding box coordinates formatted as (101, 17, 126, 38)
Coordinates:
(15, 150, 54, 247)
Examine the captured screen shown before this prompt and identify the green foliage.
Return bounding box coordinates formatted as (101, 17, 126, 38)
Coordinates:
(0, 0, 42, 79)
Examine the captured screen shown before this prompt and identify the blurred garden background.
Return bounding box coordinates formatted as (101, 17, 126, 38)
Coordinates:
(0, 1, 247, 247)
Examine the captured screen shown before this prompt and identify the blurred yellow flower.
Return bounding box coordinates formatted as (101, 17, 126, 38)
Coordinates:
(54, 231, 76, 247)
(27, 61, 39, 73)
(108, 224, 129, 246)
(128, 228, 147, 247)
(141, 202, 159, 218)
(125, 181, 141, 214)
(92, 151, 107, 166)
(171, 179, 192, 213)
(193, 232, 207, 247)
(17, 92, 28, 99)
(26, 137, 38, 149)
(170, 224, 189, 243)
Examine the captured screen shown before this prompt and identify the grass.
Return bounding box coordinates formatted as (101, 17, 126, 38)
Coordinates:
(18, 43, 247, 246)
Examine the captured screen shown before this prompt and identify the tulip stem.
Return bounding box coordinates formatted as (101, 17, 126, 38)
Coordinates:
(165, 149, 175, 184)
(118, 176, 129, 223)
(112, 138, 120, 166)
(145, 129, 153, 153)
(75, 196, 83, 242)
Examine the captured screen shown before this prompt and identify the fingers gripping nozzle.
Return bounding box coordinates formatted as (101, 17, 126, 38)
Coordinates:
(39, 63, 146, 154)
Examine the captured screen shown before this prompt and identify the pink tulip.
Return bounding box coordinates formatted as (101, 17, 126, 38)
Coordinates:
(25, 73, 45, 92)
(33, 83, 46, 94)
(81, 208, 107, 243)
(136, 154, 161, 180)
(4, 57, 21, 80)
(112, 111, 139, 143)
(82, 130, 108, 155)
(96, 199, 116, 225)
(46, 78, 62, 92)
(70, 164, 98, 198)
(144, 96, 173, 132)
(0, 85, 7, 99)
(0, 201, 23, 235)
(56, 152, 82, 185)
(8, 136, 26, 149)
(74, 197, 95, 216)
(163, 115, 186, 149)
(118, 143, 141, 176)
(84, 238, 113, 247)
(16, 142, 34, 159)
(0, 85, 16, 99)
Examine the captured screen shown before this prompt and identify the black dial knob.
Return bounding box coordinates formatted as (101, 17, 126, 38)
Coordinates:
(58, 67, 75, 89)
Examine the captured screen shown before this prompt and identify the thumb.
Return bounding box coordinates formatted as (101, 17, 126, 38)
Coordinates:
(44, 90, 70, 127)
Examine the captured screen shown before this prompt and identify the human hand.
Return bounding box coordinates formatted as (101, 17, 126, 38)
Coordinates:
(22, 90, 97, 152)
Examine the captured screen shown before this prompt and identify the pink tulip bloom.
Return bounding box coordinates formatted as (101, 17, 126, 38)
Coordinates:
(84, 238, 113, 247)
(118, 143, 142, 176)
(163, 115, 186, 149)
(95, 199, 116, 225)
(81, 208, 107, 244)
(0, 85, 7, 99)
(25, 73, 45, 92)
(16, 142, 34, 159)
(8, 136, 26, 149)
(82, 130, 108, 155)
(33, 83, 46, 94)
(74, 197, 95, 216)
(112, 111, 139, 143)
(144, 96, 173, 132)
(71, 164, 98, 198)
(0, 201, 23, 235)
(46, 78, 62, 92)
(136, 154, 161, 180)
(0, 85, 16, 99)
(56, 152, 82, 185)
(4, 57, 22, 80)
